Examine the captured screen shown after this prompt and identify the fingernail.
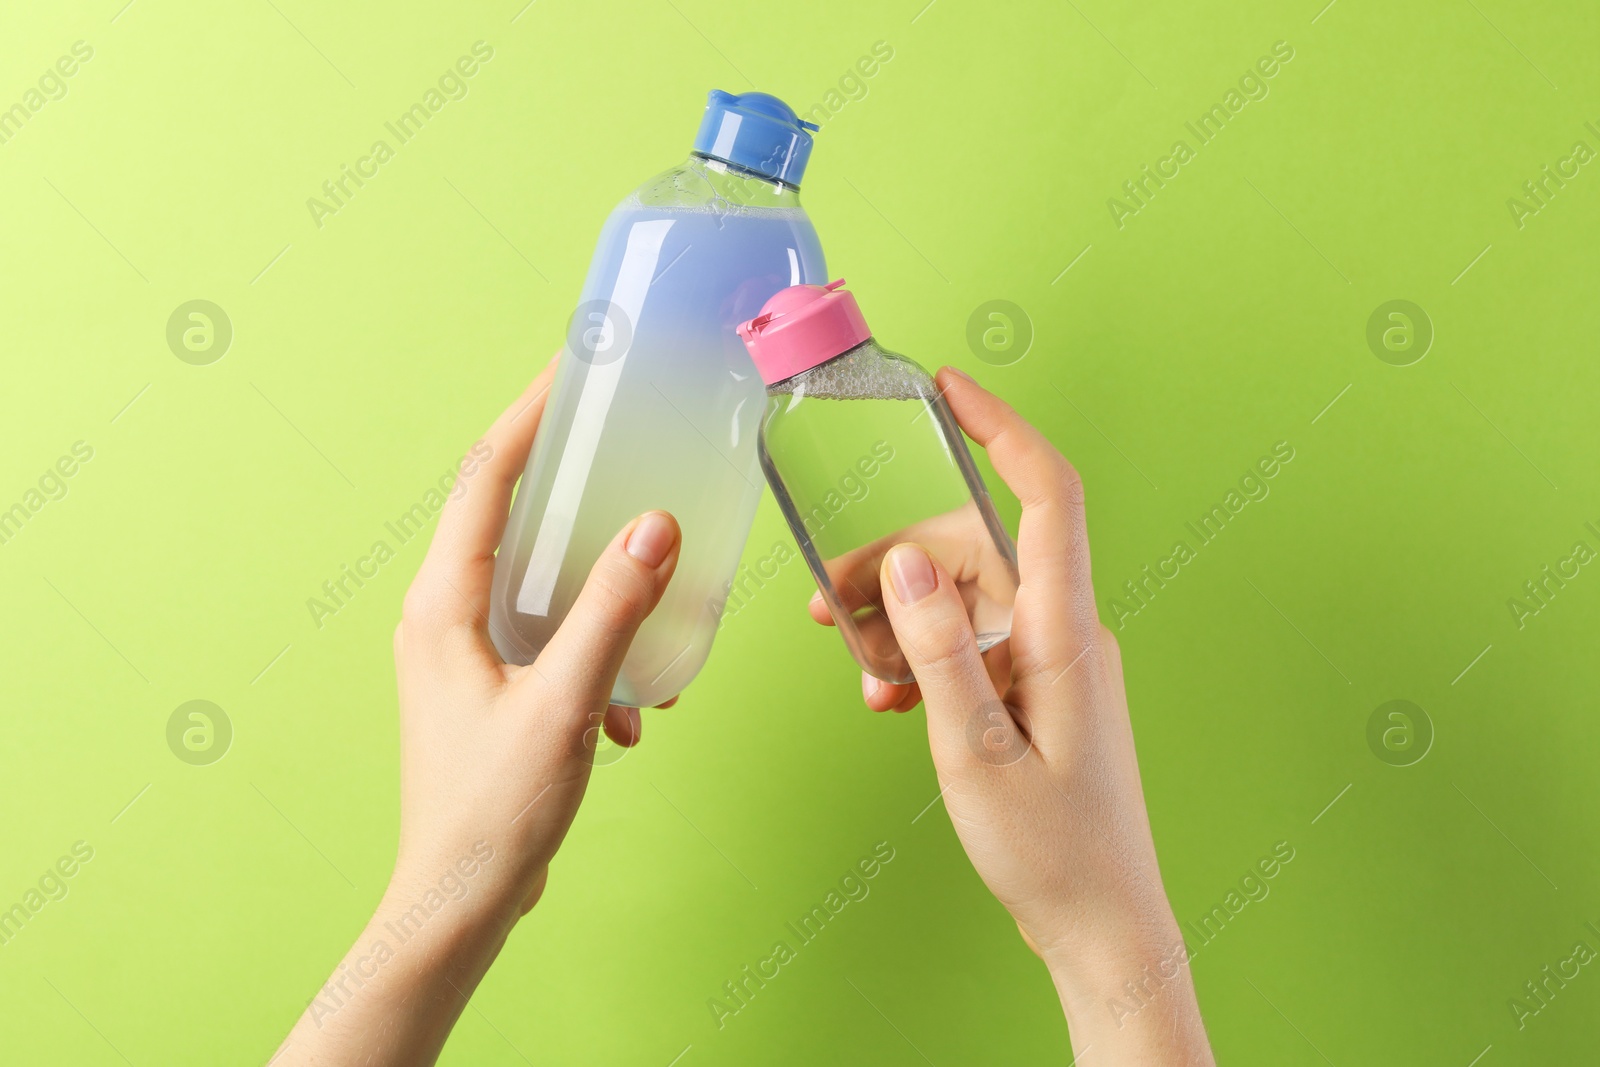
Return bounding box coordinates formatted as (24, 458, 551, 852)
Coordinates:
(809, 589, 824, 609)
(887, 543, 937, 604)
(862, 674, 878, 701)
(626, 511, 675, 568)
(624, 705, 641, 745)
(943, 366, 975, 385)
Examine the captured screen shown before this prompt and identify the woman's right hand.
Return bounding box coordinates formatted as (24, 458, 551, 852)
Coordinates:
(814, 368, 1215, 1065)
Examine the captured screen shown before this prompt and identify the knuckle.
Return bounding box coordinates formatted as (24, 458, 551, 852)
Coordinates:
(1055, 458, 1086, 507)
(1098, 625, 1125, 674)
(583, 560, 653, 636)
(437, 618, 483, 662)
(400, 583, 436, 631)
(1016, 446, 1084, 513)
(905, 612, 977, 673)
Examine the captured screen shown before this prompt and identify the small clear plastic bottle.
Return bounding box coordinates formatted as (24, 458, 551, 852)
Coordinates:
(738, 281, 1020, 683)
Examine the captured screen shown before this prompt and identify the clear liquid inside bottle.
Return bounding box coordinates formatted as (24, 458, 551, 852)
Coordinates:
(758, 340, 1019, 683)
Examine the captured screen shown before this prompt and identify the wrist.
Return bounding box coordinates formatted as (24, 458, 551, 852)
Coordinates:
(1042, 921, 1214, 1065)
(344, 873, 513, 1007)
(287, 857, 519, 1060)
(383, 842, 525, 954)
(1045, 924, 1190, 1018)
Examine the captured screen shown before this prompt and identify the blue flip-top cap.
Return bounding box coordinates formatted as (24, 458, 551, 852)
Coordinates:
(693, 90, 818, 187)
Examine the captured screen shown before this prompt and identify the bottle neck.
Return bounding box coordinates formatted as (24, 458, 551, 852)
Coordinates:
(691, 153, 803, 203)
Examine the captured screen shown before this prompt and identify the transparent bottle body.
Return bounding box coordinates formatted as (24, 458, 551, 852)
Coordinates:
(490, 156, 827, 707)
(757, 340, 1020, 683)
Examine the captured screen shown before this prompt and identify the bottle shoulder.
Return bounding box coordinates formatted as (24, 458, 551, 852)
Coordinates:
(759, 342, 936, 453)
(766, 340, 932, 402)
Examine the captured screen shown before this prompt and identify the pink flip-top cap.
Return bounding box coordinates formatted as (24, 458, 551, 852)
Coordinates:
(736, 279, 871, 385)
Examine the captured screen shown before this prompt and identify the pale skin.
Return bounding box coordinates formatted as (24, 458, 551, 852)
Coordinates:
(272, 361, 1214, 1066)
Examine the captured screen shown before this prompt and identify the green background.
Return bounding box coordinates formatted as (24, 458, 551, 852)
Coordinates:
(3, 0, 1598, 1062)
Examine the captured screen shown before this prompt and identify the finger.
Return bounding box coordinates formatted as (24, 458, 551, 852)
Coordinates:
(879, 543, 1006, 766)
(823, 547, 887, 618)
(936, 367, 1097, 675)
(808, 589, 834, 626)
(891, 681, 923, 713)
(654, 696, 679, 710)
(862, 674, 907, 712)
(602, 704, 642, 747)
(807, 554, 886, 628)
(815, 571, 905, 687)
(982, 639, 1015, 701)
(413, 354, 560, 629)
(516, 510, 680, 723)
(861, 670, 922, 712)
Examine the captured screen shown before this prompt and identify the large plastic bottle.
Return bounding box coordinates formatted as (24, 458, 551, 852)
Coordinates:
(490, 91, 827, 708)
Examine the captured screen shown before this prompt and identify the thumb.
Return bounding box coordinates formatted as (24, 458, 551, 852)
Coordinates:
(880, 543, 1018, 769)
(527, 510, 680, 718)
